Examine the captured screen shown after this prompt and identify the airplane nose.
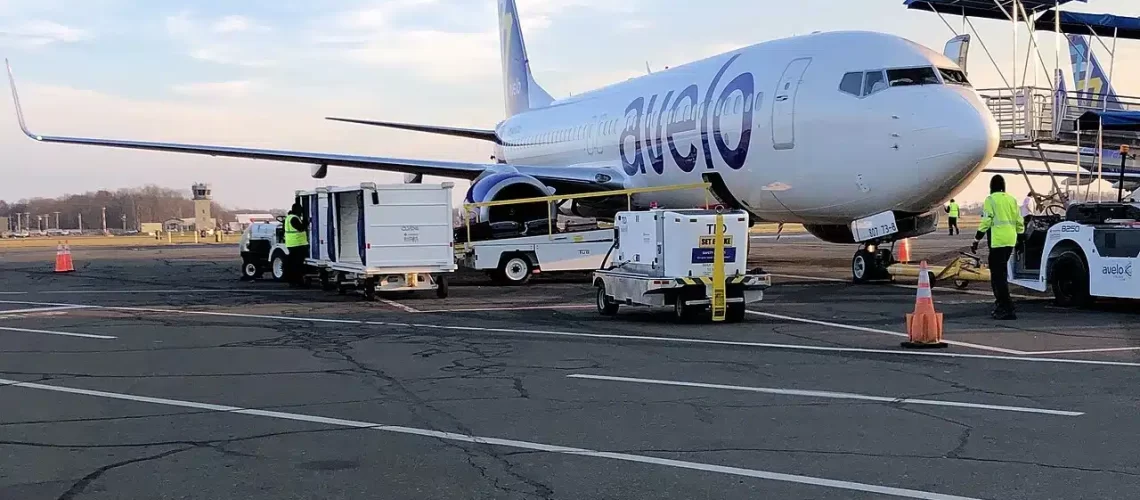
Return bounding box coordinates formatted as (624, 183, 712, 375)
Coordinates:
(900, 91, 1000, 210)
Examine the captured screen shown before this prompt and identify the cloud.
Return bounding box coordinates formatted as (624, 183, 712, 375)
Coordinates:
(165, 12, 276, 67)
(171, 80, 259, 98)
(0, 20, 87, 47)
(212, 15, 269, 34)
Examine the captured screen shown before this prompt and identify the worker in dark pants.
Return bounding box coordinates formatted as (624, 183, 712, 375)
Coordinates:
(284, 203, 310, 287)
(972, 175, 1025, 320)
(946, 198, 960, 235)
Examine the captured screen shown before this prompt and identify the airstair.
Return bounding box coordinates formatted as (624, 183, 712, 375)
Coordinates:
(984, 86, 1140, 151)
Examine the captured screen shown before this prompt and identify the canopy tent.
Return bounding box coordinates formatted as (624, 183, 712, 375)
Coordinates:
(903, 0, 1086, 21)
(1033, 11, 1140, 40)
(1076, 110, 1140, 131)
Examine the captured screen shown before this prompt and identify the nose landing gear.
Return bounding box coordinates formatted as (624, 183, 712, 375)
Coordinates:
(852, 242, 893, 284)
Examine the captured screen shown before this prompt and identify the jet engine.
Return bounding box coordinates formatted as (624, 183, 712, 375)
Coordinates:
(465, 171, 555, 223)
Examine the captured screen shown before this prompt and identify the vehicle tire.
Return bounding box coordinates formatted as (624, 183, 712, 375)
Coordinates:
(954, 279, 969, 290)
(852, 249, 874, 284)
(498, 255, 532, 285)
(725, 304, 746, 323)
(270, 252, 287, 281)
(436, 274, 449, 299)
(673, 289, 697, 323)
(596, 282, 619, 316)
(241, 259, 262, 281)
(362, 278, 377, 301)
(1050, 251, 1091, 307)
(319, 270, 336, 291)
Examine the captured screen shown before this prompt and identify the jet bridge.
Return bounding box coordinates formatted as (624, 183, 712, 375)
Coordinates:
(906, 0, 1140, 205)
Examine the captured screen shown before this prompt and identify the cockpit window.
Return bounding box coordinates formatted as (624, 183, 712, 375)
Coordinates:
(939, 67, 971, 87)
(863, 70, 887, 96)
(886, 67, 940, 87)
(839, 72, 863, 96)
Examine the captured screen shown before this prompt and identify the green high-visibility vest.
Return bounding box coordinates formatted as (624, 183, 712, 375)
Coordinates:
(284, 214, 308, 248)
(978, 193, 1024, 248)
(948, 202, 959, 218)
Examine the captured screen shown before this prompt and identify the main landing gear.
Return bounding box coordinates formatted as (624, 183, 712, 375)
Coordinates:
(851, 241, 894, 284)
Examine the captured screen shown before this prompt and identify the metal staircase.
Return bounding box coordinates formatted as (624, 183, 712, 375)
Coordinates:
(983, 86, 1140, 152)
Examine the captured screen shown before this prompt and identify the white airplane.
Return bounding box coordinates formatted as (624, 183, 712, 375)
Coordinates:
(5, 0, 999, 281)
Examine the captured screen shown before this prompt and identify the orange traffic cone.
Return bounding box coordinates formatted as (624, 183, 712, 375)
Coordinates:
(54, 241, 74, 273)
(896, 238, 911, 264)
(902, 260, 946, 349)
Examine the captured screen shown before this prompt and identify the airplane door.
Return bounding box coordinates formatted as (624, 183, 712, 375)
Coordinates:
(771, 58, 812, 151)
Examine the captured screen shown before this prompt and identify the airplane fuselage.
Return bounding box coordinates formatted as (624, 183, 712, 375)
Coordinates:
(491, 31, 1000, 225)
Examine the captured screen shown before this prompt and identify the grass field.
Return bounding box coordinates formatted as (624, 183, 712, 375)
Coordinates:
(0, 234, 235, 249)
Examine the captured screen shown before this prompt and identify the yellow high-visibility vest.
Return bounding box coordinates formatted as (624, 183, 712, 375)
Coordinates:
(948, 202, 959, 218)
(284, 214, 308, 247)
(978, 193, 1023, 248)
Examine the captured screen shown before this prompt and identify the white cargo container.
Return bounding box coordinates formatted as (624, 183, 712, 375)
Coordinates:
(296, 182, 457, 299)
(593, 209, 770, 322)
(614, 209, 750, 278)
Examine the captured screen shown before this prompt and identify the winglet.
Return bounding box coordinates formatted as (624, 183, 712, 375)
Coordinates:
(5, 59, 40, 140)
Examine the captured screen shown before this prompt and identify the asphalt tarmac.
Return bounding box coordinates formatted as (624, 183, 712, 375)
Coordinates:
(1, 235, 1138, 500)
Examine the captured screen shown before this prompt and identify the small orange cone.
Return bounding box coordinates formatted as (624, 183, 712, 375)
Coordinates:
(54, 241, 74, 273)
(902, 260, 946, 349)
(896, 238, 911, 264)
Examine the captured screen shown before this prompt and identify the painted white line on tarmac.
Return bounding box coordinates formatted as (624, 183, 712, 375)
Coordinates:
(417, 304, 594, 313)
(0, 289, 309, 295)
(378, 298, 420, 313)
(746, 310, 1026, 355)
(769, 273, 1036, 299)
(0, 305, 91, 315)
(567, 374, 1083, 417)
(0, 376, 986, 500)
(1025, 346, 1140, 355)
(1, 299, 1138, 367)
(0, 326, 115, 340)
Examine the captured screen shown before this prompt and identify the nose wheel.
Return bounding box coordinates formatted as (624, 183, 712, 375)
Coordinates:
(852, 245, 893, 284)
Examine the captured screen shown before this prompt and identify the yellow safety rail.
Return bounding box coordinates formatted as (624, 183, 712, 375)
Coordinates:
(710, 208, 727, 322)
(457, 182, 713, 251)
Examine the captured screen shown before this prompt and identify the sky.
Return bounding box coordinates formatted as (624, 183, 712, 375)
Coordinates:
(1, 0, 1139, 212)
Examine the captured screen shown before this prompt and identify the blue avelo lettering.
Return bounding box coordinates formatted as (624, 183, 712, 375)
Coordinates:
(623, 54, 754, 176)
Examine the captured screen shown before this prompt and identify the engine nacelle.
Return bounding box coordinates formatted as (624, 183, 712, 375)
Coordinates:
(466, 172, 554, 223)
(804, 211, 940, 244)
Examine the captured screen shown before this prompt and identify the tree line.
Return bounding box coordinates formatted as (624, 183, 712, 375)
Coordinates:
(2, 185, 277, 231)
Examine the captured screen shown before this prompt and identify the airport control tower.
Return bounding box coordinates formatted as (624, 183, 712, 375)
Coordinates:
(191, 183, 214, 232)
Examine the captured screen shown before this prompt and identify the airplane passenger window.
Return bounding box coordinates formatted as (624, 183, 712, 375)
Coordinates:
(886, 67, 940, 87)
(734, 96, 742, 113)
(863, 70, 887, 96)
(839, 72, 863, 96)
(939, 68, 970, 86)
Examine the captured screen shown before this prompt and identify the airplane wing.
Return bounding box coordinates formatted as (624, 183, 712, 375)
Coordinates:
(5, 60, 622, 194)
(325, 117, 500, 143)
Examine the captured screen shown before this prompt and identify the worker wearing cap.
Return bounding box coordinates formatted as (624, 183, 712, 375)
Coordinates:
(972, 175, 1025, 320)
(945, 198, 960, 235)
(284, 202, 309, 286)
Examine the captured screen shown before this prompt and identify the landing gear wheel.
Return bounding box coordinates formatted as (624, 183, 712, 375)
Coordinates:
(435, 275, 449, 299)
(270, 252, 286, 281)
(241, 259, 261, 280)
(498, 255, 532, 285)
(596, 282, 619, 316)
(852, 249, 874, 284)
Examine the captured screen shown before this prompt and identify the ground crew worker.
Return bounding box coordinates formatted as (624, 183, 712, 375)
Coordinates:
(1021, 194, 1035, 227)
(284, 202, 309, 287)
(945, 198, 960, 235)
(972, 175, 1025, 320)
